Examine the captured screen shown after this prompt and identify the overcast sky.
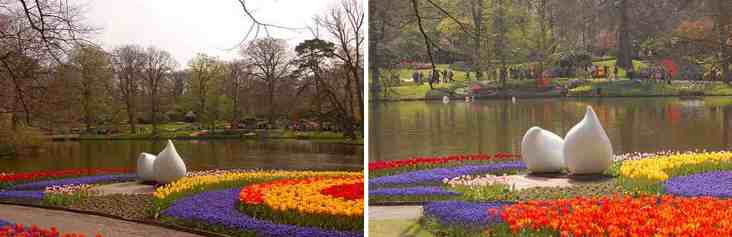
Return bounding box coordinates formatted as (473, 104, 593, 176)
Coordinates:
(86, 0, 337, 69)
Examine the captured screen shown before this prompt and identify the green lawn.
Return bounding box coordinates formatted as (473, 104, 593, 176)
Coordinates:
(569, 79, 732, 96)
(375, 60, 732, 100)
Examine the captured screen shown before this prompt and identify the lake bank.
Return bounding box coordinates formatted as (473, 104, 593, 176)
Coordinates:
(49, 130, 363, 145)
(373, 79, 732, 101)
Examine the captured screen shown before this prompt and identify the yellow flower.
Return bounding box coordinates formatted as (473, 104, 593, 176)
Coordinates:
(154, 170, 361, 200)
(619, 151, 732, 182)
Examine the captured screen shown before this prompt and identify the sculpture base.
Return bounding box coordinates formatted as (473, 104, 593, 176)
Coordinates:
(503, 174, 614, 190)
(526, 172, 566, 178)
(566, 173, 614, 182)
(91, 181, 156, 195)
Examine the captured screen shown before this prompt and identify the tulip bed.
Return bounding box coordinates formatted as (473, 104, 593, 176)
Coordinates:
(410, 150, 732, 236)
(369, 157, 526, 203)
(0, 168, 136, 204)
(238, 177, 363, 231)
(156, 170, 364, 237)
(0, 221, 100, 237)
(0, 168, 130, 190)
(370, 153, 518, 177)
(0, 168, 364, 237)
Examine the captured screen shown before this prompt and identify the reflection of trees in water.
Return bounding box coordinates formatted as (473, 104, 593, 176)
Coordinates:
(372, 98, 732, 161)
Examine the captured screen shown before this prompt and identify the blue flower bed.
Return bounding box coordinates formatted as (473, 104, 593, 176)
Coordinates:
(0, 219, 11, 228)
(0, 191, 43, 200)
(665, 171, 732, 197)
(369, 161, 526, 187)
(423, 201, 509, 229)
(12, 174, 136, 190)
(162, 188, 362, 237)
(370, 186, 458, 197)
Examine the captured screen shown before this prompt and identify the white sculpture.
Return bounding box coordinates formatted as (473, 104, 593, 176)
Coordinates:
(521, 127, 565, 173)
(153, 140, 187, 184)
(443, 96, 450, 104)
(136, 153, 156, 182)
(563, 106, 613, 174)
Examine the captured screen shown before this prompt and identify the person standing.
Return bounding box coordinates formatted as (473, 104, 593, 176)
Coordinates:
(412, 70, 420, 84)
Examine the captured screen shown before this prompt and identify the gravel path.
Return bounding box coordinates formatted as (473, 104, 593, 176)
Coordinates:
(0, 204, 203, 237)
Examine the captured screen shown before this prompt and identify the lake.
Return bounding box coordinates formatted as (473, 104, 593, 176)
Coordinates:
(0, 139, 363, 172)
(370, 97, 732, 161)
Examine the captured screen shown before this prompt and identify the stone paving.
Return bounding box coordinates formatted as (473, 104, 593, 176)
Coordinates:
(0, 204, 203, 237)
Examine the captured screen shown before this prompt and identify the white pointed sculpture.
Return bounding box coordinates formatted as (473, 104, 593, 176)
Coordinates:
(153, 140, 187, 184)
(563, 106, 613, 174)
(136, 153, 156, 182)
(521, 127, 565, 173)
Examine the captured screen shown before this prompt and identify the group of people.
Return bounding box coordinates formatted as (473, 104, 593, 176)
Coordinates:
(412, 69, 455, 85)
(583, 65, 619, 80)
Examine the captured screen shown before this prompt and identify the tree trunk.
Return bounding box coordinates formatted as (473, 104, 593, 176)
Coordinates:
(616, 0, 633, 70)
(268, 79, 276, 126)
(411, 0, 435, 90)
(538, 0, 546, 80)
(151, 80, 158, 137)
(471, 0, 484, 80)
(127, 99, 136, 134)
(716, 0, 731, 83)
(494, 0, 506, 88)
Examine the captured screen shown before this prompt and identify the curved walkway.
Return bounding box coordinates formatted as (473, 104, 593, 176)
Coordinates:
(0, 204, 203, 237)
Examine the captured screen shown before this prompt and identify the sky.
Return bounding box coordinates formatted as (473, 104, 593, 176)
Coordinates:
(86, 0, 338, 69)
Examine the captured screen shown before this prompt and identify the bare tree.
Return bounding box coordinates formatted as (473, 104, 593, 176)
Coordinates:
(227, 59, 252, 127)
(0, 0, 95, 130)
(142, 47, 176, 136)
(65, 44, 112, 132)
(111, 45, 145, 134)
(316, 0, 364, 124)
(188, 53, 225, 129)
(243, 38, 292, 125)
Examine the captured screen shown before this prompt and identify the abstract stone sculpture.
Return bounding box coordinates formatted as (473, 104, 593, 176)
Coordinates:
(564, 106, 613, 174)
(136, 153, 156, 182)
(521, 127, 565, 173)
(153, 140, 187, 184)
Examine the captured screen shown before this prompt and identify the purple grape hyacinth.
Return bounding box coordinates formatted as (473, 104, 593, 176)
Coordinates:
(0, 219, 10, 228)
(664, 171, 732, 197)
(369, 161, 526, 187)
(0, 191, 43, 200)
(12, 174, 136, 191)
(162, 188, 362, 237)
(423, 201, 509, 228)
(370, 186, 458, 196)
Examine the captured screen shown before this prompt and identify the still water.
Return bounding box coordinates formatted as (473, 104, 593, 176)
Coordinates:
(0, 140, 363, 172)
(370, 97, 732, 161)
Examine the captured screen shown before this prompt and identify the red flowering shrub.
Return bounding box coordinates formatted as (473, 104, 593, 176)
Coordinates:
(321, 182, 364, 200)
